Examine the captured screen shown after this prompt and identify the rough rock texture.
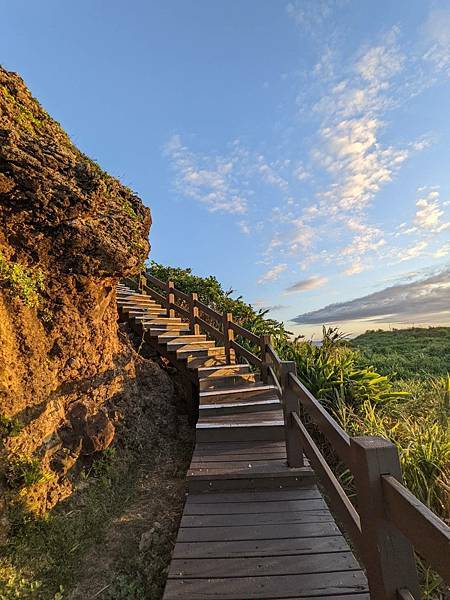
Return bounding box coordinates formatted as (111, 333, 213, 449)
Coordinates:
(0, 67, 153, 519)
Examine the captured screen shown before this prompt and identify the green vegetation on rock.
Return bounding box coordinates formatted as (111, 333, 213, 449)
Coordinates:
(0, 253, 45, 308)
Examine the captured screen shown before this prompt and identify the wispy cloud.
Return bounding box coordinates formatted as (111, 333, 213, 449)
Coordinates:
(258, 263, 288, 284)
(293, 266, 450, 324)
(414, 188, 450, 233)
(285, 275, 328, 293)
(164, 135, 247, 214)
(422, 8, 450, 75)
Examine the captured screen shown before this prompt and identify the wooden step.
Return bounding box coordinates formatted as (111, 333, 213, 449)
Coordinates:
(128, 311, 167, 319)
(197, 364, 252, 377)
(186, 355, 229, 369)
(176, 342, 225, 359)
(144, 325, 192, 335)
(196, 412, 285, 443)
(117, 299, 158, 307)
(199, 372, 257, 391)
(158, 334, 207, 344)
(199, 385, 278, 405)
(198, 397, 281, 416)
(187, 457, 313, 492)
(139, 317, 185, 325)
(122, 306, 164, 314)
(167, 340, 216, 352)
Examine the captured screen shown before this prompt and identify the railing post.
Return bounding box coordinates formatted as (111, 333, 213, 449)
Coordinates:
(190, 293, 200, 335)
(280, 362, 304, 468)
(260, 334, 272, 383)
(223, 313, 235, 365)
(167, 280, 175, 318)
(351, 437, 420, 600)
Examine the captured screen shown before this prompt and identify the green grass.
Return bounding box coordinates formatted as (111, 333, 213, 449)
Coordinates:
(352, 327, 450, 379)
(0, 451, 139, 599)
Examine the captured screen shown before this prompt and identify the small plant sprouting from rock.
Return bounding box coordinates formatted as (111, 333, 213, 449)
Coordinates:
(6, 454, 52, 488)
(0, 414, 22, 438)
(0, 252, 45, 308)
(121, 199, 140, 221)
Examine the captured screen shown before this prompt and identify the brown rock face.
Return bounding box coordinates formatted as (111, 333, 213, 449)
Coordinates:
(0, 67, 152, 515)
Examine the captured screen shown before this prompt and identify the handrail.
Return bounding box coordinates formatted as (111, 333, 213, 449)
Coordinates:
(194, 298, 223, 323)
(230, 340, 263, 369)
(229, 321, 261, 346)
(288, 372, 352, 465)
(381, 475, 450, 582)
(291, 411, 362, 548)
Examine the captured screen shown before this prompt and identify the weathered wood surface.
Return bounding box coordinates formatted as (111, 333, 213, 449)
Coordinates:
(117, 284, 368, 600)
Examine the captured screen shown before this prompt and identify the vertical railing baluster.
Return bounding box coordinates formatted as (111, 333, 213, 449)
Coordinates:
(190, 293, 200, 335)
(280, 362, 304, 468)
(223, 312, 235, 364)
(167, 280, 175, 318)
(259, 334, 272, 384)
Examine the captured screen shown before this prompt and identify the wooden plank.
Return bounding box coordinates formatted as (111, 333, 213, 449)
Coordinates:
(195, 424, 285, 443)
(188, 474, 313, 493)
(169, 551, 360, 578)
(172, 535, 350, 559)
(188, 460, 299, 476)
(191, 450, 287, 462)
(181, 510, 334, 528)
(186, 488, 322, 503)
(177, 522, 341, 542)
(184, 498, 328, 515)
(381, 474, 450, 582)
(163, 570, 368, 599)
(198, 409, 283, 425)
(271, 595, 369, 600)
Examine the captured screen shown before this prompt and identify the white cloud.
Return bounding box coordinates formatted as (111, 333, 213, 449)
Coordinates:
(344, 257, 365, 276)
(238, 221, 251, 234)
(164, 135, 247, 214)
(397, 241, 428, 262)
(293, 162, 311, 181)
(258, 263, 287, 284)
(285, 275, 328, 293)
(414, 189, 450, 233)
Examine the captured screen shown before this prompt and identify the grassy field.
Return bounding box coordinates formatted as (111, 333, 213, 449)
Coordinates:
(352, 326, 450, 379)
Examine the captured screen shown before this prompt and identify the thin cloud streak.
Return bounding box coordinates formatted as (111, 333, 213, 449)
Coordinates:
(293, 266, 450, 324)
(285, 275, 328, 293)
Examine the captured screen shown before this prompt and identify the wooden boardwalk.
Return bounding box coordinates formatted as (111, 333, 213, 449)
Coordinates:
(117, 283, 369, 600)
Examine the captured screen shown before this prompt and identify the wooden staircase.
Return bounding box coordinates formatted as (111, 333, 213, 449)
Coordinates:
(116, 282, 371, 599)
(115, 277, 450, 600)
(117, 282, 313, 491)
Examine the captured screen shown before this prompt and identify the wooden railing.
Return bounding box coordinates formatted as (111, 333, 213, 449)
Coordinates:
(261, 338, 450, 600)
(140, 273, 263, 368)
(130, 273, 450, 599)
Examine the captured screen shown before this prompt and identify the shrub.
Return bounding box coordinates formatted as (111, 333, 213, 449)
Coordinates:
(0, 253, 45, 308)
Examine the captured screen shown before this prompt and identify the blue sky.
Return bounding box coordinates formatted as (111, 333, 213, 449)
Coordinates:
(1, 0, 449, 337)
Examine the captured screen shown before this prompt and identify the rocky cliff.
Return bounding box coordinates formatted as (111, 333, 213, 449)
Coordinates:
(0, 66, 154, 519)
